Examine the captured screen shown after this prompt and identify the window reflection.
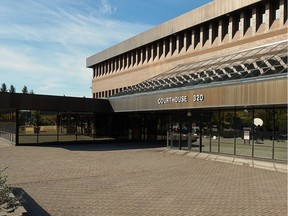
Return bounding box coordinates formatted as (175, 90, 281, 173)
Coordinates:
(274, 109, 287, 160)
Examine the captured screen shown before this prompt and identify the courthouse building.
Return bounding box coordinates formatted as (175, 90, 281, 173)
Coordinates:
(86, 0, 288, 160)
(0, 0, 287, 161)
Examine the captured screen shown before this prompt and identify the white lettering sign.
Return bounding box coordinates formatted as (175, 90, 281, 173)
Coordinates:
(193, 94, 204, 102)
(158, 96, 188, 105)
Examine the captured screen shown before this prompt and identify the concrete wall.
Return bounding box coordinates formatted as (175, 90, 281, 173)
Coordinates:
(87, 0, 287, 98)
(87, 0, 262, 66)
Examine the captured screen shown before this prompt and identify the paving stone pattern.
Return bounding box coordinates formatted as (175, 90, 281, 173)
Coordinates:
(0, 141, 287, 216)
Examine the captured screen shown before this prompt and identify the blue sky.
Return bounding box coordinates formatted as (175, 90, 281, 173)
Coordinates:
(0, 0, 212, 97)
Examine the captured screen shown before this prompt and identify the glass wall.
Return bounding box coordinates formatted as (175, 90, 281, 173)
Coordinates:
(171, 107, 287, 161)
(220, 110, 235, 155)
(58, 113, 77, 143)
(0, 109, 16, 144)
(253, 109, 273, 159)
(38, 111, 58, 144)
(19, 110, 37, 144)
(274, 108, 287, 161)
(201, 121, 211, 152)
(18, 111, 96, 145)
(210, 111, 220, 153)
(235, 109, 253, 157)
(76, 114, 95, 142)
(19, 110, 59, 144)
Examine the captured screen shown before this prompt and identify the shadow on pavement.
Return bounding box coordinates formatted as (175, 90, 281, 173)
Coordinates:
(13, 188, 50, 216)
(17, 141, 167, 151)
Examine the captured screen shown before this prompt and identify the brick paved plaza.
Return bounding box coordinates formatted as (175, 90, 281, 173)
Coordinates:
(0, 140, 287, 216)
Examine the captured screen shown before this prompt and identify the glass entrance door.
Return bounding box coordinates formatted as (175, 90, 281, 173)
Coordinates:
(182, 121, 211, 152)
(167, 121, 189, 150)
(167, 112, 212, 152)
(167, 120, 201, 151)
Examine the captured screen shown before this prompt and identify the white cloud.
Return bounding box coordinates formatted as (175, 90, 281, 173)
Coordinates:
(0, 47, 48, 73)
(0, 0, 152, 97)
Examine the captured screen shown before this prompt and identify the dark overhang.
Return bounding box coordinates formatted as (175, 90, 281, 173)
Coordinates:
(0, 93, 113, 113)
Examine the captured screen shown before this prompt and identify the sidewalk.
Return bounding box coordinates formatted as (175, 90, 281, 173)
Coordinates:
(162, 148, 288, 173)
(1, 138, 287, 173)
(0, 138, 14, 147)
(0, 140, 287, 215)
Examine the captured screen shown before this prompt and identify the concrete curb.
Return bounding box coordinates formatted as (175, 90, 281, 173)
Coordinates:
(163, 149, 288, 173)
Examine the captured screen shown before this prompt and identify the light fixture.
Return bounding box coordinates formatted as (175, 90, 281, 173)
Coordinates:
(187, 110, 191, 117)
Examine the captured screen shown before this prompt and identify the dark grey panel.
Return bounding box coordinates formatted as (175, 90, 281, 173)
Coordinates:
(0, 93, 113, 113)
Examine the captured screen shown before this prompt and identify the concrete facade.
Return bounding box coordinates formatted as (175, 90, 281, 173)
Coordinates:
(87, 0, 287, 99)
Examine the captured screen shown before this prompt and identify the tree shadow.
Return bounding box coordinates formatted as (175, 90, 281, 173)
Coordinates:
(12, 188, 50, 216)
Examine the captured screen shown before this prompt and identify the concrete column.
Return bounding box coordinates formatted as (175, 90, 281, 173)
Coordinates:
(127, 52, 133, 68)
(113, 60, 116, 72)
(135, 51, 139, 66)
(176, 35, 180, 54)
(130, 52, 134, 67)
(121, 56, 125, 70)
(191, 29, 195, 50)
(218, 19, 223, 43)
(125, 54, 129, 69)
(117, 58, 121, 71)
(94, 66, 97, 77)
(264, 2, 270, 32)
(119, 56, 123, 71)
(145, 46, 149, 63)
(104, 62, 107, 75)
(102, 63, 104, 75)
(126, 54, 130, 68)
(200, 26, 204, 48)
(110, 61, 113, 73)
(116, 59, 119, 72)
(252, 7, 257, 35)
(111, 60, 114, 73)
(208, 23, 213, 45)
(94, 67, 97, 77)
(163, 40, 167, 58)
(113, 59, 116, 72)
(169, 37, 173, 56)
(228, 16, 233, 41)
(156, 42, 160, 60)
(239, 12, 245, 38)
(140, 49, 144, 64)
(183, 32, 187, 51)
(99, 64, 102, 76)
(151, 45, 155, 62)
(106, 62, 109, 74)
(106, 61, 109, 74)
(279, 0, 285, 25)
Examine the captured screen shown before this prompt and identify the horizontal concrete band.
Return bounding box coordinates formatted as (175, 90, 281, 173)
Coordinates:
(109, 77, 288, 112)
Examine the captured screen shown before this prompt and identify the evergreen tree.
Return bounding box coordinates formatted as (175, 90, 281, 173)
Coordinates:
(0, 83, 7, 92)
(9, 85, 16, 93)
(22, 86, 28, 94)
(0, 167, 23, 213)
(29, 89, 34, 94)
